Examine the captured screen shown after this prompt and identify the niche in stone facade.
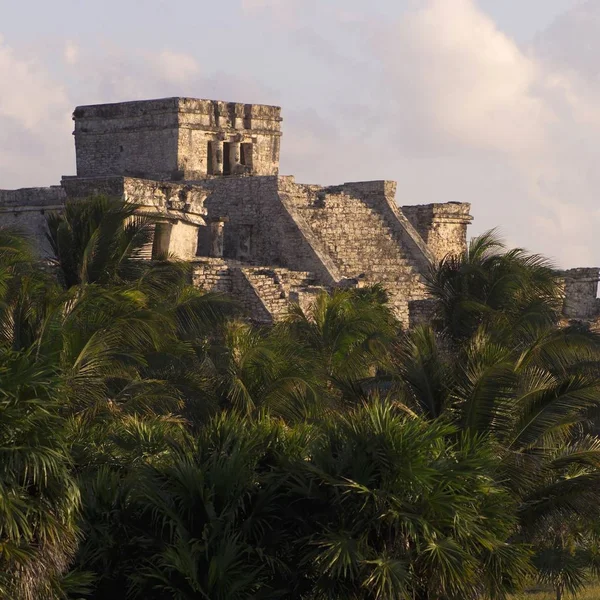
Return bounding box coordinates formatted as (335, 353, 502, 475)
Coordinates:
(223, 142, 232, 175)
(207, 141, 214, 175)
(208, 218, 228, 258)
(238, 224, 253, 261)
(195, 224, 211, 257)
(241, 143, 253, 170)
(206, 140, 252, 176)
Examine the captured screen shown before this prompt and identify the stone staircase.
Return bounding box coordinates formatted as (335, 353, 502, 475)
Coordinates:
(240, 267, 325, 322)
(285, 185, 431, 324)
(192, 258, 235, 293)
(190, 259, 327, 324)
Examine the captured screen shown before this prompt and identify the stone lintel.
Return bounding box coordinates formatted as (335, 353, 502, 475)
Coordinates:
(61, 176, 209, 224)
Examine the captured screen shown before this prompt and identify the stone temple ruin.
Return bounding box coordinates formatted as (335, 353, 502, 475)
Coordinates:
(1, 97, 598, 325)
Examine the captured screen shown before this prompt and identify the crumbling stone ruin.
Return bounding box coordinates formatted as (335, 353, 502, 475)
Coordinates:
(560, 268, 600, 326)
(1, 97, 598, 325)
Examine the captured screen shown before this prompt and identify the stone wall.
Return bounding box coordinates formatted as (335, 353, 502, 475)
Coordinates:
(60, 174, 342, 277)
(62, 176, 206, 222)
(73, 98, 281, 181)
(0, 186, 66, 257)
(62, 176, 209, 259)
(179, 176, 340, 285)
(73, 99, 180, 180)
(408, 299, 437, 328)
(169, 220, 201, 259)
(0, 96, 484, 328)
(192, 258, 234, 294)
(401, 202, 472, 262)
(191, 258, 326, 324)
(561, 268, 600, 320)
(179, 98, 281, 179)
(277, 178, 434, 324)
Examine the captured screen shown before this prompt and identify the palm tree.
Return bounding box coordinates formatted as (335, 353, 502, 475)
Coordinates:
(287, 400, 531, 600)
(45, 195, 154, 288)
(42, 196, 237, 421)
(6, 204, 600, 600)
(205, 319, 320, 420)
(69, 411, 293, 599)
(0, 227, 60, 352)
(67, 404, 529, 600)
(381, 232, 600, 598)
(427, 230, 563, 343)
(0, 348, 80, 600)
(282, 285, 397, 405)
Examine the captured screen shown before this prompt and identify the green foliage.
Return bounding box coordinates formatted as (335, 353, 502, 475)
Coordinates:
(46, 195, 153, 287)
(0, 349, 80, 600)
(2, 213, 600, 600)
(427, 229, 563, 342)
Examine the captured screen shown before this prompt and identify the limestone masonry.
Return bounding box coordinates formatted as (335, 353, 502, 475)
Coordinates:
(1, 97, 598, 325)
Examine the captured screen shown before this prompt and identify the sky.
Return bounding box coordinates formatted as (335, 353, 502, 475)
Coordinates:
(1, 0, 599, 267)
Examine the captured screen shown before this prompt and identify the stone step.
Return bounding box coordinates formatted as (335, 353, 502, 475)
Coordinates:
(241, 266, 331, 322)
(241, 268, 290, 321)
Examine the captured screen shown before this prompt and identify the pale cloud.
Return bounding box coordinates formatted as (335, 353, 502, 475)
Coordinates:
(2, 0, 600, 268)
(0, 34, 72, 187)
(240, 0, 279, 11)
(0, 34, 69, 130)
(240, 0, 317, 25)
(240, 0, 289, 20)
(374, 0, 550, 155)
(153, 50, 200, 84)
(0, 36, 275, 187)
(361, 0, 600, 266)
(64, 40, 79, 65)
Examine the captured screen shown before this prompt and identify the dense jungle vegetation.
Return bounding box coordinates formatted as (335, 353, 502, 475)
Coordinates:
(3, 196, 600, 600)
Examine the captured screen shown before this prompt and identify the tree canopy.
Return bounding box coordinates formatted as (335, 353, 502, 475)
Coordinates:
(1, 198, 600, 600)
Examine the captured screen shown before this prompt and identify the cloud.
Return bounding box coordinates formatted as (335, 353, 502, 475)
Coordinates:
(66, 43, 276, 106)
(154, 50, 200, 84)
(0, 34, 72, 187)
(64, 41, 79, 65)
(0, 35, 69, 130)
(359, 0, 600, 267)
(374, 0, 550, 155)
(2, 0, 600, 268)
(240, 0, 318, 26)
(0, 36, 277, 188)
(240, 0, 292, 23)
(240, 0, 279, 11)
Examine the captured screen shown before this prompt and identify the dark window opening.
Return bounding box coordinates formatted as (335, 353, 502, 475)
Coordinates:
(207, 141, 214, 175)
(241, 143, 253, 169)
(223, 142, 232, 175)
(196, 225, 210, 257)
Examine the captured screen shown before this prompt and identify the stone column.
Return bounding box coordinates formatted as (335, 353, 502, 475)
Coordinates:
(211, 141, 224, 175)
(401, 203, 473, 263)
(209, 217, 228, 258)
(229, 142, 241, 173)
(151, 221, 173, 259)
